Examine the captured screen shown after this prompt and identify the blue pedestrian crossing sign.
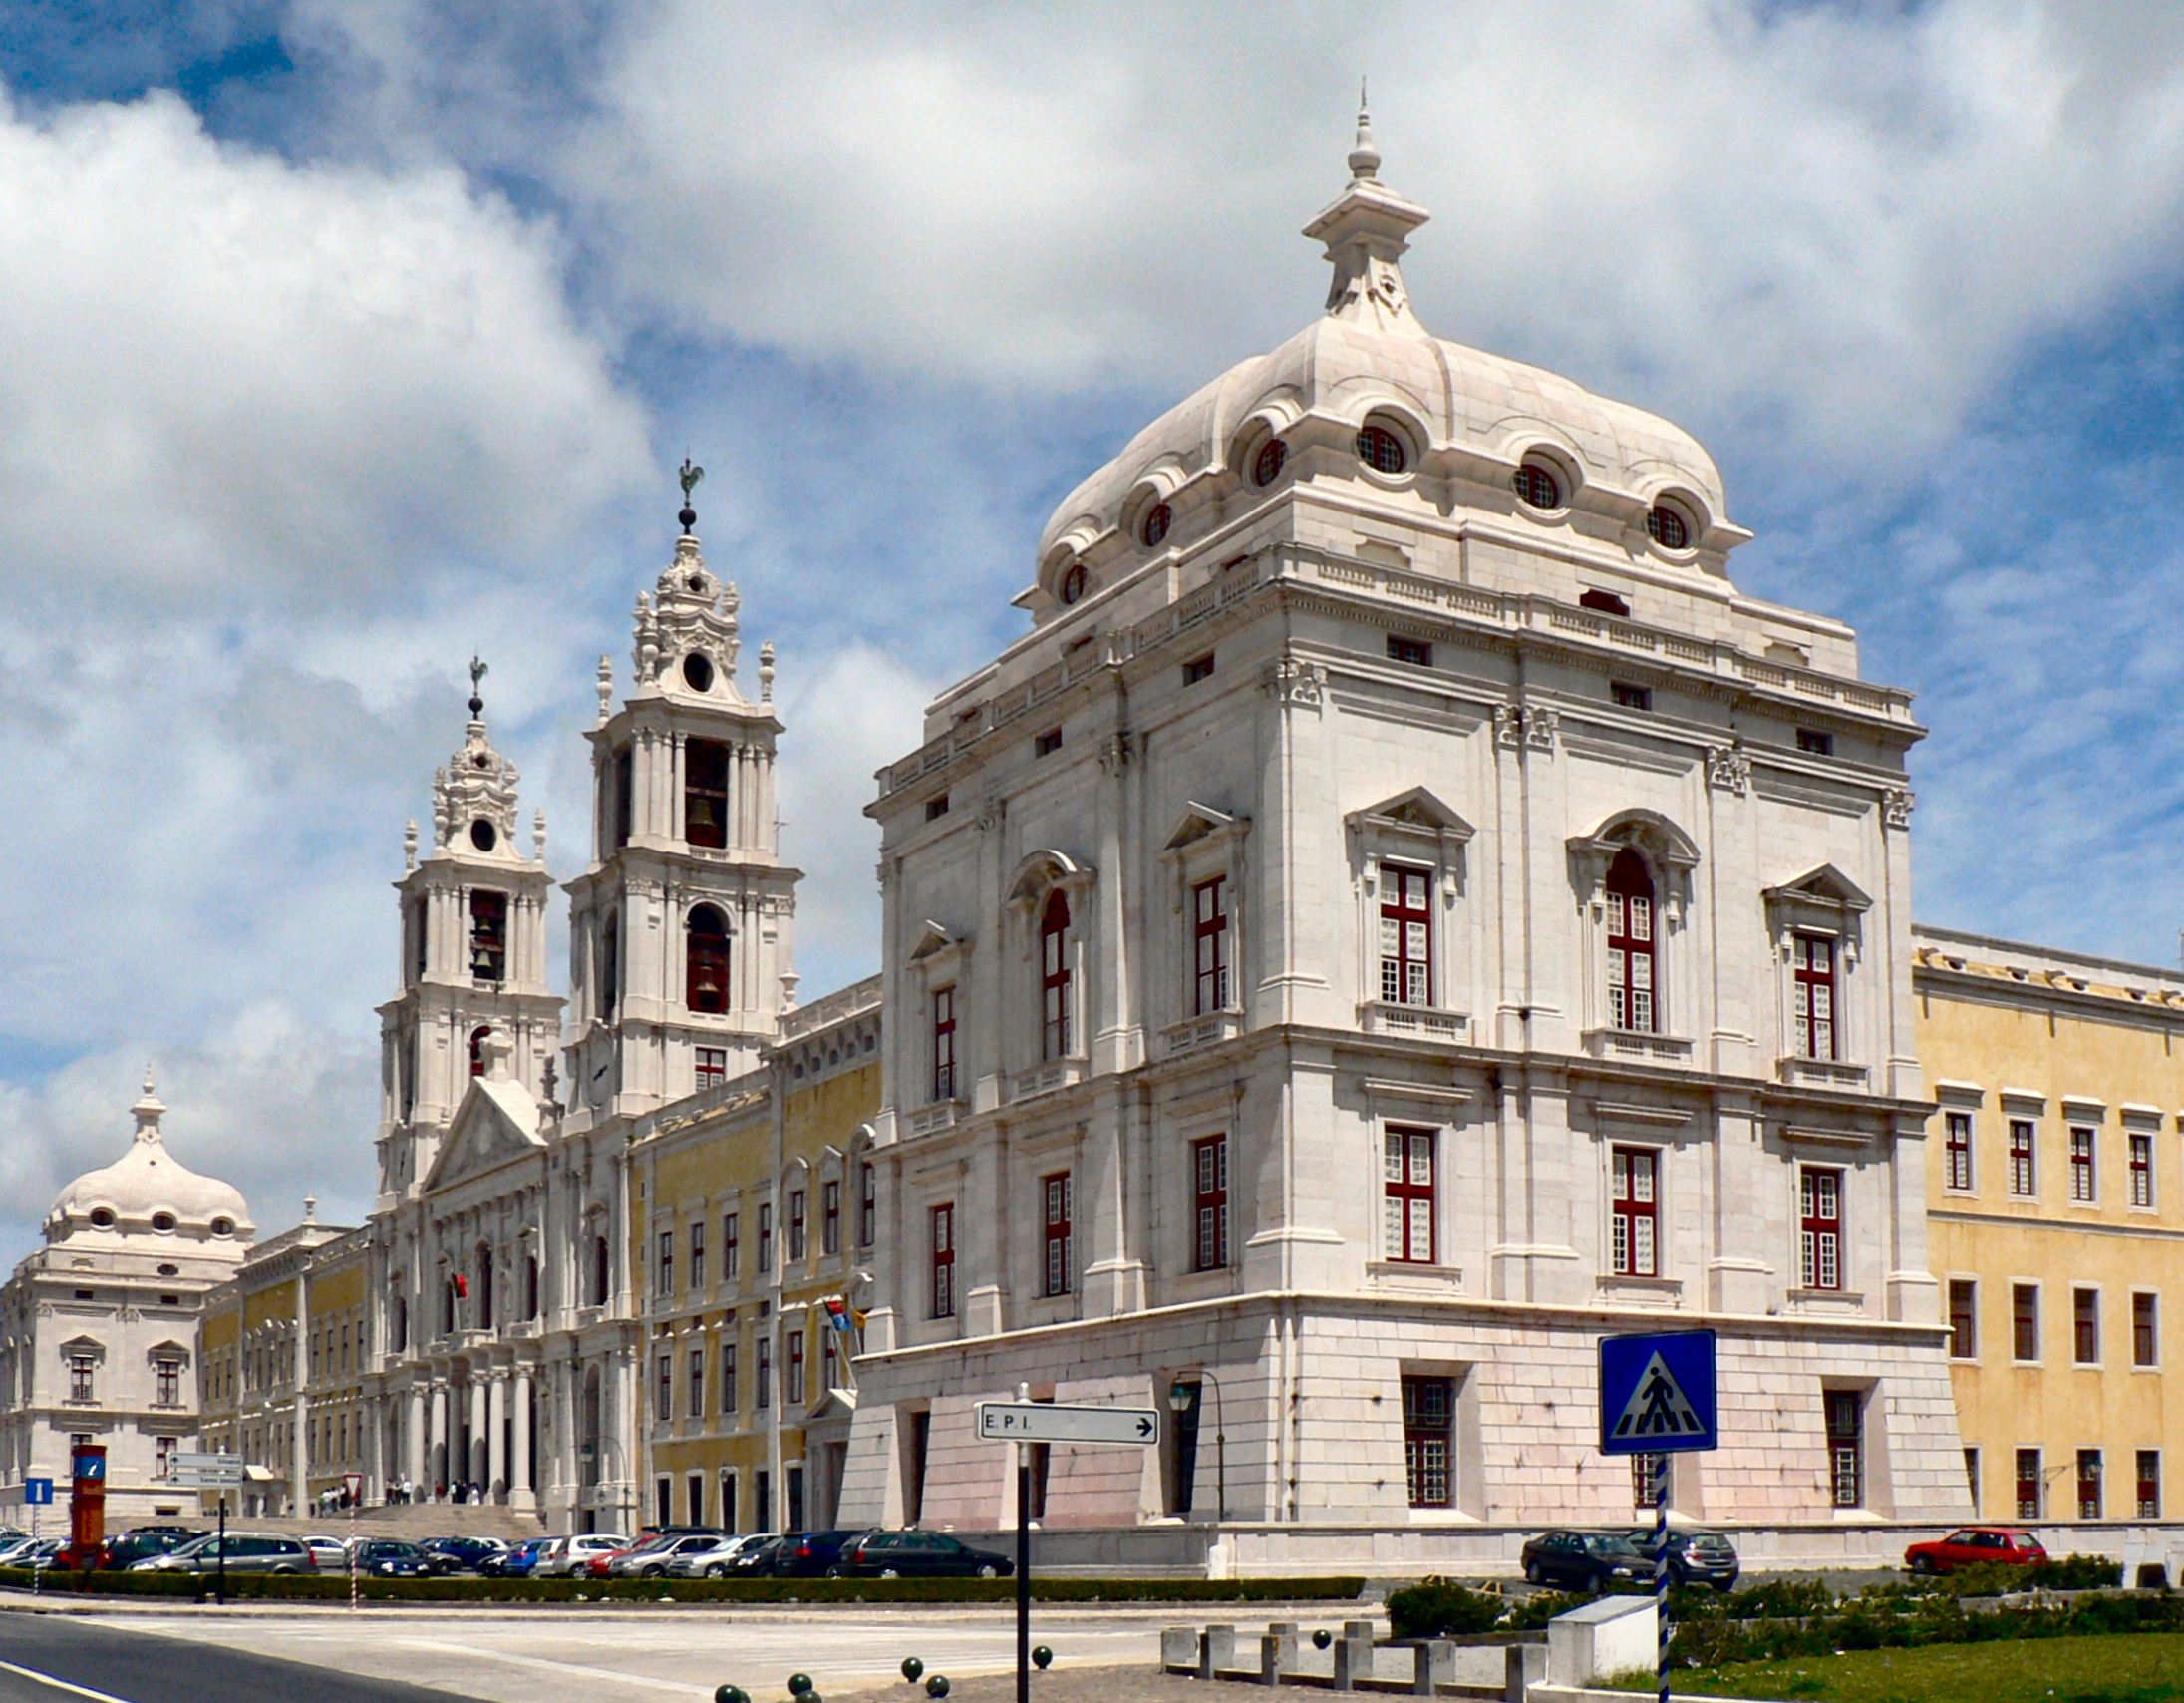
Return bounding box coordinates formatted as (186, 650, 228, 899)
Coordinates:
(23, 1478, 52, 1505)
(1599, 1328, 1717, 1455)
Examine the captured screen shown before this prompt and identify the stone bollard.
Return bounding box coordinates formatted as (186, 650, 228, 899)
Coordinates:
(1344, 1621, 1377, 1643)
(1503, 1643, 1546, 1703)
(1331, 1634, 1374, 1691)
(1412, 1641, 1458, 1696)
(1259, 1624, 1299, 1686)
(1200, 1624, 1238, 1681)
(1162, 1627, 1199, 1673)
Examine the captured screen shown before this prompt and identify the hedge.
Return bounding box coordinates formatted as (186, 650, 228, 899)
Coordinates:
(0, 1566, 1363, 1606)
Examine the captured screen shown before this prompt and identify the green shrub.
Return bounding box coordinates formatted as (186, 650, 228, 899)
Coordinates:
(1503, 1590, 1592, 1631)
(1387, 1580, 1507, 1639)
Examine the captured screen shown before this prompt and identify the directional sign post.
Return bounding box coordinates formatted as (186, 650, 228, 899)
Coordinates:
(23, 1478, 50, 1599)
(171, 1453, 243, 1606)
(1600, 1330, 1717, 1703)
(978, 1394, 1161, 1703)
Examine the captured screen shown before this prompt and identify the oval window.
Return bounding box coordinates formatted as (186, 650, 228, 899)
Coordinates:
(469, 820, 497, 852)
(1059, 563, 1088, 605)
(211, 1217, 235, 1237)
(683, 652, 716, 693)
(157, 1263, 179, 1277)
(89, 1207, 116, 1228)
(1646, 504, 1690, 550)
(1254, 439, 1288, 488)
(1356, 425, 1407, 475)
(1512, 462, 1562, 510)
(152, 1211, 176, 1233)
(1141, 503, 1172, 547)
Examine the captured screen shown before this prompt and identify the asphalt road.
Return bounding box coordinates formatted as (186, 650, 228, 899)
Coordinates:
(0, 1612, 482, 1703)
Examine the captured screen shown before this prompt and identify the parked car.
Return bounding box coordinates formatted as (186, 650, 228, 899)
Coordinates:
(535, 1533, 627, 1577)
(769, 1529, 882, 1578)
(101, 1530, 205, 1570)
(612, 1533, 728, 1579)
(837, 1530, 1015, 1579)
(419, 1535, 506, 1575)
(353, 1539, 436, 1578)
(480, 1537, 552, 1578)
(726, 1534, 790, 1576)
(1623, 1528, 1740, 1591)
(1904, 1528, 2048, 1576)
(1519, 1530, 1649, 1593)
(0, 1535, 42, 1566)
(660, 1534, 758, 1579)
(302, 1534, 352, 1573)
(5, 1538, 65, 1571)
(132, 1533, 318, 1575)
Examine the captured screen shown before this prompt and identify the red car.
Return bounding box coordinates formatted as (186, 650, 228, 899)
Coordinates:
(1904, 1527, 2047, 1575)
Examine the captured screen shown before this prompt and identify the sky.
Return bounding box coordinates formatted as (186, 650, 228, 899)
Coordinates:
(5, 0, 2184, 1263)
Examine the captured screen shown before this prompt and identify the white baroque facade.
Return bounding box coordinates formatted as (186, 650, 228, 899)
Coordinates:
(837, 113, 1971, 1540)
(0, 1078, 253, 1523)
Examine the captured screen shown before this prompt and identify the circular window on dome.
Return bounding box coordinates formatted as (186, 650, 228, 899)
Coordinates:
(89, 1207, 116, 1228)
(1059, 562, 1089, 605)
(152, 1211, 176, 1233)
(1646, 503, 1691, 550)
(683, 652, 715, 693)
(1141, 503, 1172, 547)
(1254, 438, 1288, 488)
(1512, 461, 1563, 511)
(157, 1262, 179, 1277)
(1356, 425, 1408, 475)
(211, 1216, 234, 1237)
(469, 819, 497, 852)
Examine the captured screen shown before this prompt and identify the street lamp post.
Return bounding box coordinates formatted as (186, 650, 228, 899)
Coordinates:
(1169, 1374, 1225, 1526)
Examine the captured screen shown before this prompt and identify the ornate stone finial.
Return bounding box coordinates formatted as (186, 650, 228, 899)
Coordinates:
(760, 641, 776, 703)
(533, 808, 548, 862)
(780, 969, 800, 1012)
(1350, 79, 1380, 182)
(678, 457, 705, 534)
(468, 655, 488, 719)
(304, 1194, 318, 1224)
(596, 655, 614, 724)
(132, 1067, 166, 1145)
(404, 819, 419, 871)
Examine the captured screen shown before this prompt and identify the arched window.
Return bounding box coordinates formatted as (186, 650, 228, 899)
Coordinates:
(599, 913, 620, 1019)
(468, 1026, 491, 1077)
(685, 739, 730, 850)
(442, 1276, 457, 1335)
(1040, 889, 1071, 1060)
(391, 1293, 408, 1354)
(1606, 848, 1658, 1033)
(524, 1255, 540, 1320)
(475, 1244, 494, 1329)
(687, 905, 731, 1014)
(593, 1234, 611, 1307)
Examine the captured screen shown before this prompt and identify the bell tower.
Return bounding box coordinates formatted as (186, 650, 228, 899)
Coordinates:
(561, 467, 801, 1130)
(374, 665, 564, 1206)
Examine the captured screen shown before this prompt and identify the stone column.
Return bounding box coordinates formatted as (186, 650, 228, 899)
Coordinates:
(407, 1386, 427, 1492)
(512, 1370, 535, 1510)
(469, 1379, 488, 1490)
(430, 1384, 448, 1493)
(487, 1375, 507, 1501)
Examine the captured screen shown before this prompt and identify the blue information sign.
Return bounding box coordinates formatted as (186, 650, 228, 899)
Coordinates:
(1599, 1328, 1718, 1455)
(70, 1453, 105, 1481)
(23, 1478, 53, 1506)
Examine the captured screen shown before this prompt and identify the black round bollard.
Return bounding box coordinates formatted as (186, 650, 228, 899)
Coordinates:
(902, 1659, 925, 1683)
(789, 1677, 814, 1698)
(717, 1688, 749, 1703)
(1312, 1630, 1332, 1650)
(1032, 1646, 1053, 1671)
(926, 1676, 951, 1698)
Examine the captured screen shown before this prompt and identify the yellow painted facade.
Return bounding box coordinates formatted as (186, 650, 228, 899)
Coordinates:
(634, 976, 880, 1533)
(1915, 925, 2184, 1529)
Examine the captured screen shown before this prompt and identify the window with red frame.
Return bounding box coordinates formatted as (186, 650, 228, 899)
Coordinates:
(1042, 1171, 1074, 1297)
(468, 889, 507, 981)
(1040, 890, 1071, 1059)
(1825, 1390, 1863, 1507)
(930, 1203, 956, 1318)
(822, 1327, 838, 1392)
(1382, 1128, 1435, 1263)
(1949, 1279, 1977, 1358)
(2077, 1449, 2103, 1520)
(1611, 1148, 1659, 1277)
(2074, 1288, 2100, 1363)
(1605, 849, 1657, 1032)
(723, 1211, 739, 1279)
(787, 1329, 805, 1406)
(696, 1046, 728, 1090)
(1792, 933, 1837, 1059)
(2016, 1448, 2042, 1519)
(1192, 1136, 1229, 1271)
(687, 904, 731, 1014)
(2070, 1127, 2097, 1202)
(2138, 1450, 2162, 1519)
(758, 1202, 773, 1272)
(2134, 1292, 2158, 1367)
(1944, 1111, 1974, 1191)
(1193, 877, 1229, 1014)
(931, 986, 957, 1100)
(822, 1179, 840, 1256)
(468, 1025, 491, 1077)
(656, 1353, 672, 1420)
(1379, 866, 1432, 1006)
(657, 1229, 675, 1297)
(2130, 1133, 2154, 1207)
(1800, 1168, 1842, 1290)
(788, 1190, 806, 1263)
(756, 1337, 771, 1409)
(690, 1218, 706, 1289)
(684, 738, 729, 849)
(2009, 1119, 2037, 1195)
(858, 1163, 875, 1249)
(2014, 1283, 2041, 1360)
(688, 1348, 705, 1419)
(1402, 1375, 1454, 1508)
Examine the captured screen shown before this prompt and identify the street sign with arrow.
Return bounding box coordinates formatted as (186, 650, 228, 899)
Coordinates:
(974, 1402, 1160, 1447)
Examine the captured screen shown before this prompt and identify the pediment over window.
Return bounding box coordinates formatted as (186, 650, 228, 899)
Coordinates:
(1163, 802, 1247, 853)
(908, 921, 963, 964)
(1568, 808, 1701, 872)
(423, 1076, 547, 1192)
(147, 1338, 190, 1363)
(1007, 848, 1094, 908)
(1347, 787, 1475, 846)
(1763, 863, 1873, 915)
(59, 1334, 105, 1358)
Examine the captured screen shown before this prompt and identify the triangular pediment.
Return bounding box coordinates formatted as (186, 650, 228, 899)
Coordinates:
(908, 921, 961, 963)
(1349, 787, 1474, 841)
(423, 1076, 548, 1192)
(1765, 862, 1873, 913)
(1162, 802, 1243, 852)
(805, 1384, 858, 1423)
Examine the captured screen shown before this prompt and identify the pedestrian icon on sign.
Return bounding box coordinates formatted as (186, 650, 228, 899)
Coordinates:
(1598, 1328, 1717, 1456)
(1612, 1352, 1707, 1440)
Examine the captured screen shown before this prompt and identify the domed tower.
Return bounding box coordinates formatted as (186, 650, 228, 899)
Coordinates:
(374, 669, 563, 1207)
(562, 474, 802, 1129)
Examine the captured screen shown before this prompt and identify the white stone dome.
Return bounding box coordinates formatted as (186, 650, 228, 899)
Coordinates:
(1035, 107, 1738, 596)
(44, 1074, 253, 1245)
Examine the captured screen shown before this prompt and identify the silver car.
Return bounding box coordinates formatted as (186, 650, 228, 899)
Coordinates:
(132, 1533, 317, 1574)
(534, 1533, 628, 1577)
(664, 1533, 770, 1579)
(303, 1534, 350, 1572)
(611, 1533, 721, 1579)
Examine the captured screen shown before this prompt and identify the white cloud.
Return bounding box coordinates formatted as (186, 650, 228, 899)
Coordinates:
(0, 85, 649, 603)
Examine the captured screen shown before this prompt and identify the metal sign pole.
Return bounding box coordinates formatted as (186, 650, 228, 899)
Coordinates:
(1654, 1465, 1671, 1703)
(1016, 1437, 1032, 1703)
(216, 1495, 226, 1608)
(29, 1493, 37, 1599)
